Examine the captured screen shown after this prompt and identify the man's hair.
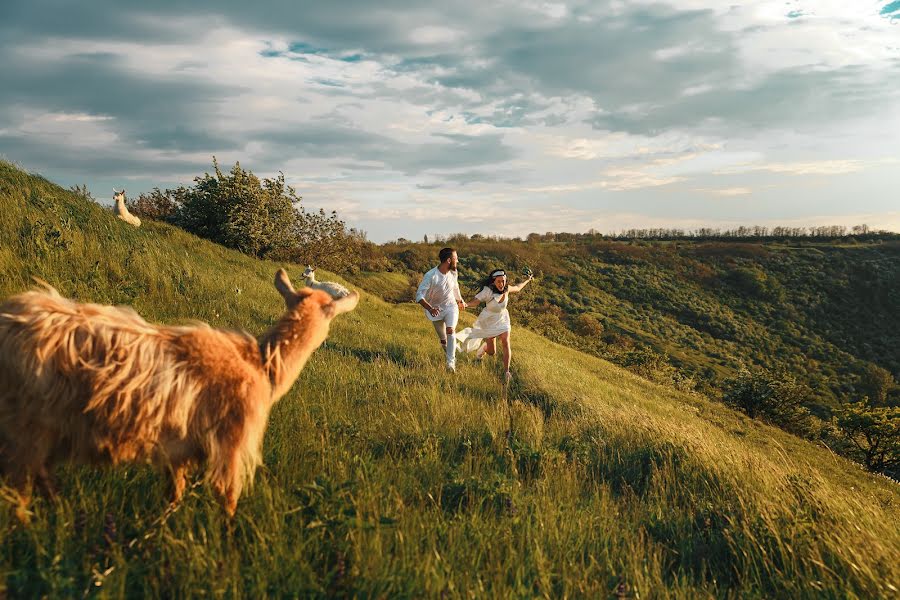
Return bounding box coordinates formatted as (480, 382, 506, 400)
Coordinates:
(439, 247, 456, 264)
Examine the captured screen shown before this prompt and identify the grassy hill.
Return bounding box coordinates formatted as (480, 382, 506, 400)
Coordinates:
(1, 161, 898, 598)
(370, 235, 900, 412)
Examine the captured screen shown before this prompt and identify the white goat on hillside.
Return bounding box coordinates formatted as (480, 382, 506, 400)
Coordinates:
(112, 188, 141, 227)
(303, 265, 351, 299)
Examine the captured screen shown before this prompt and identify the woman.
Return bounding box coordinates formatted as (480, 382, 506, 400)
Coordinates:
(457, 269, 534, 381)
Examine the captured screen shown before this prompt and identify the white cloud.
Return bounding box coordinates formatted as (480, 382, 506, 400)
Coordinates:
(695, 187, 752, 197)
(715, 159, 899, 176)
(409, 26, 462, 45)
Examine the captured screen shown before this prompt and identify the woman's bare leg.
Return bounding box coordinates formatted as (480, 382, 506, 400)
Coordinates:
(484, 337, 496, 356)
(499, 332, 511, 375)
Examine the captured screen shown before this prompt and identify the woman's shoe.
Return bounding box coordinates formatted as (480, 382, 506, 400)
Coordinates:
(504, 370, 512, 383)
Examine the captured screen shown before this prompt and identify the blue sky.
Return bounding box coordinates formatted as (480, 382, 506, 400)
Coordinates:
(1, 1, 898, 241)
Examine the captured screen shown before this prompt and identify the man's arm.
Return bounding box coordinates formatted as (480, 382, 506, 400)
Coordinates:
(454, 278, 466, 308)
(416, 270, 440, 316)
(415, 269, 433, 304)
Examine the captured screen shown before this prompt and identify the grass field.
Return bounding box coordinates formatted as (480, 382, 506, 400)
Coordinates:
(1, 161, 898, 598)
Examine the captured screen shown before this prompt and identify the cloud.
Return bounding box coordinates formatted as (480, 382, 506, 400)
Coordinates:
(715, 158, 900, 176)
(695, 187, 752, 197)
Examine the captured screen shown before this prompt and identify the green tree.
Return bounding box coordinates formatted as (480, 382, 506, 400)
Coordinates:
(859, 363, 895, 407)
(833, 400, 900, 476)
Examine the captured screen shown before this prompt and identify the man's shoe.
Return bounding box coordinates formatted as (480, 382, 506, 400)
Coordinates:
(447, 363, 457, 373)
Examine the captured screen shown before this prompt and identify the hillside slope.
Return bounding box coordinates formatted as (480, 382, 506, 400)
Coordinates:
(372, 236, 900, 411)
(1, 162, 898, 598)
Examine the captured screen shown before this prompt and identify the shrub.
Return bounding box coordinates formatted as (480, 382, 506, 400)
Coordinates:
(128, 187, 181, 222)
(574, 313, 604, 338)
(128, 158, 386, 271)
(723, 368, 815, 437)
(176, 159, 298, 258)
(858, 363, 895, 407)
(832, 400, 900, 477)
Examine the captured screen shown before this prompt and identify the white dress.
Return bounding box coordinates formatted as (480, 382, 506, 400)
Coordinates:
(456, 286, 512, 354)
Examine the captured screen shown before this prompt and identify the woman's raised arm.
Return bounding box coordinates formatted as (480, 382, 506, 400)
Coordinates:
(508, 275, 535, 294)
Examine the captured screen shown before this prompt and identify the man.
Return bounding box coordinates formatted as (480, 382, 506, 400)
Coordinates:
(415, 247, 466, 372)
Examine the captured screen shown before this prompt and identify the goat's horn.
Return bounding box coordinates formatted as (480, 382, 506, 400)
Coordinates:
(112, 188, 120, 194)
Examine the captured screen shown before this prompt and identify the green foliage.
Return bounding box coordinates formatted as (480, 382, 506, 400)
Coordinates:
(723, 368, 815, 437)
(860, 363, 896, 407)
(128, 187, 180, 222)
(573, 313, 604, 337)
(67, 183, 95, 202)
(175, 158, 298, 259)
(832, 400, 900, 477)
(128, 158, 387, 272)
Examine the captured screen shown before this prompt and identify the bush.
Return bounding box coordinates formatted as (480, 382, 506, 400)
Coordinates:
(622, 346, 695, 392)
(176, 159, 298, 258)
(128, 187, 181, 223)
(858, 363, 895, 407)
(573, 313, 604, 338)
(723, 368, 815, 437)
(129, 158, 387, 271)
(832, 400, 900, 477)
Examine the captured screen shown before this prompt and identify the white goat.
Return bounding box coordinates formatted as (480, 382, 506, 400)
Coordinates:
(303, 265, 351, 299)
(112, 188, 141, 227)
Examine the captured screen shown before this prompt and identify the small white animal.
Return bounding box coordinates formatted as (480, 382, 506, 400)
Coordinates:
(112, 188, 141, 227)
(303, 265, 351, 299)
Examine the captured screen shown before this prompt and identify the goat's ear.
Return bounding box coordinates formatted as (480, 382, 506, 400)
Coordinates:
(325, 291, 359, 318)
(274, 268, 297, 300)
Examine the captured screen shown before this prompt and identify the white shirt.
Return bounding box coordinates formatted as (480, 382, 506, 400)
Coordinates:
(415, 266, 462, 310)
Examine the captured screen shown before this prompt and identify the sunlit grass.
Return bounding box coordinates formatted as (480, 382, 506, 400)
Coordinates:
(1, 161, 898, 598)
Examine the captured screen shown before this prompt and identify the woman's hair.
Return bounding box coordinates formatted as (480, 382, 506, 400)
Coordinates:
(477, 269, 507, 293)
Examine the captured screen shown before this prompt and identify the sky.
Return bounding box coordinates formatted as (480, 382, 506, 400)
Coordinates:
(1, 1, 898, 242)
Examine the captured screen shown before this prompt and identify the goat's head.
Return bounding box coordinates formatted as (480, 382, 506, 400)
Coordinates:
(275, 267, 357, 319)
(302, 265, 316, 279)
(112, 188, 126, 203)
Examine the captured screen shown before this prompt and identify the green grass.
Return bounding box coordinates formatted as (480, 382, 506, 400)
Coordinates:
(1, 161, 899, 598)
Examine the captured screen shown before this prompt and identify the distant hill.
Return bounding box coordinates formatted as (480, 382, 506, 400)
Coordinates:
(1, 161, 898, 598)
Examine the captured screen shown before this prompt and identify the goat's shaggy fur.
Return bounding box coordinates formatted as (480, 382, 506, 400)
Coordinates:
(0, 270, 358, 516)
(112, 188, 141, 227)
(303, 265, 351, 299)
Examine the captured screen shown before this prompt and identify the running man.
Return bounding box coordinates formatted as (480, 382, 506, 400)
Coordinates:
(415, 247, 466, 372)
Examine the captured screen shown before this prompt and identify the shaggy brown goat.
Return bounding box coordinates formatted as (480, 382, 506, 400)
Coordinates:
(0, 269, 358, 517)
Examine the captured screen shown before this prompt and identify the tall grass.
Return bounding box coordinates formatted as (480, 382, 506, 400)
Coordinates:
(1, 161, 898, 598)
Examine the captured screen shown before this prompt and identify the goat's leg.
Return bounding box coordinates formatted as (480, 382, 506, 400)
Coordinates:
(31, 429, 58, 499)
(212, 447, 242, 517)
(35, 464, 58, 499)
(168, 461, 193, 504)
